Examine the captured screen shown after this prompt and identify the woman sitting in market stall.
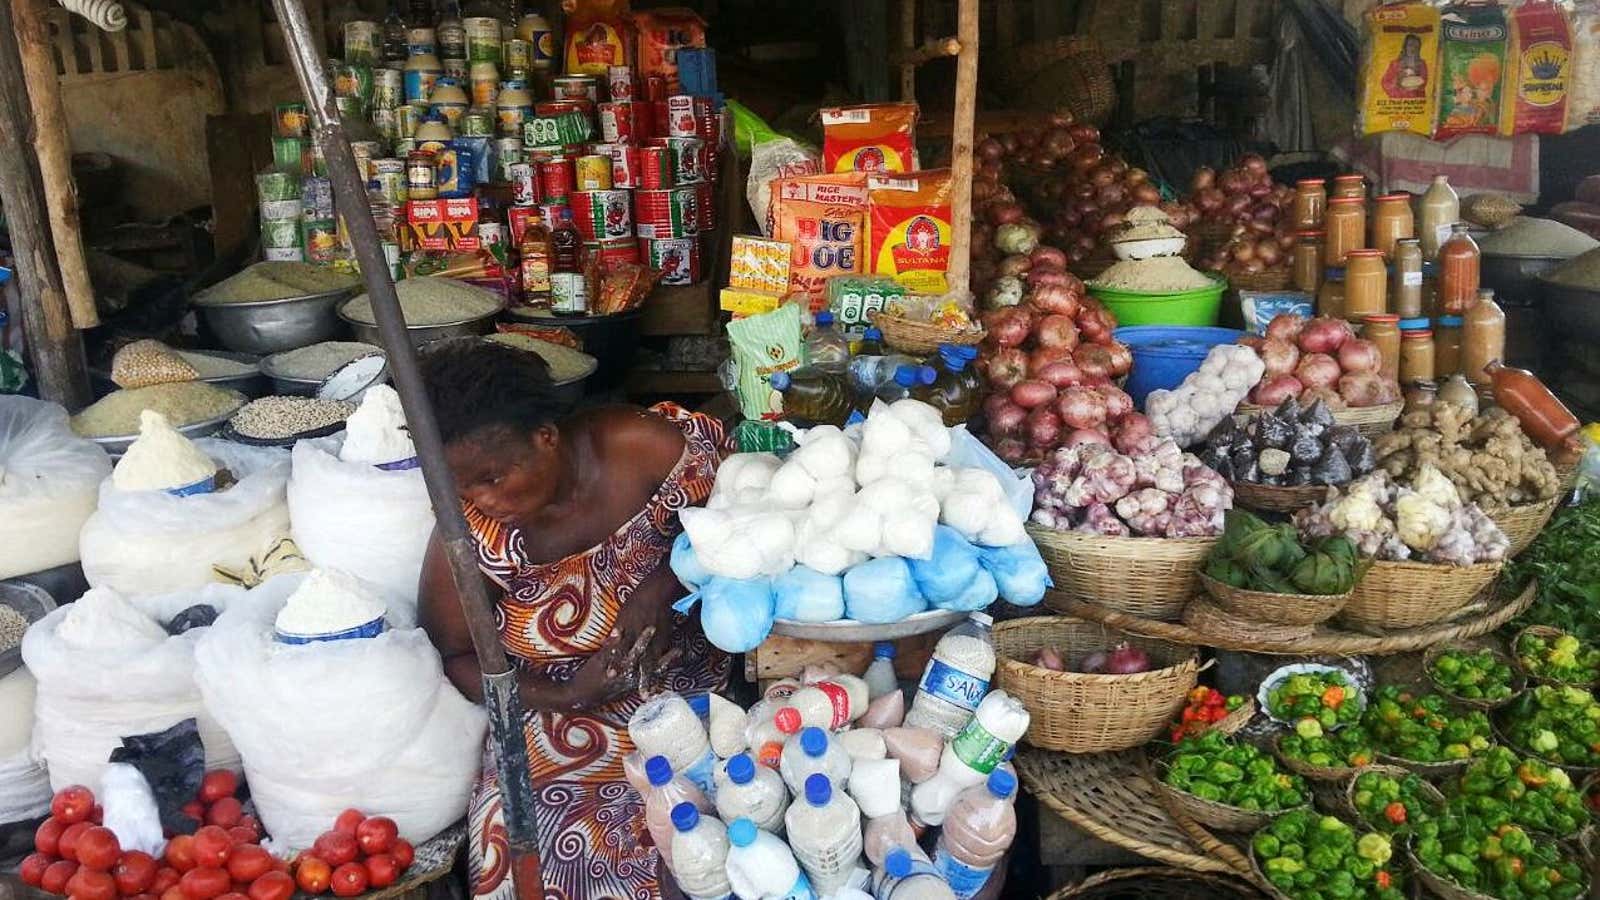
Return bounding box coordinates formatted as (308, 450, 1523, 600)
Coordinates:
(415, 338, 729, 900)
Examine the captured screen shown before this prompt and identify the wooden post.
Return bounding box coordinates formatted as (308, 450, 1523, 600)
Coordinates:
(899, 0, 917, 101)
(0, 0, 89, 407)
(945, 0, 979, 300)
(14, 0, 99, 330)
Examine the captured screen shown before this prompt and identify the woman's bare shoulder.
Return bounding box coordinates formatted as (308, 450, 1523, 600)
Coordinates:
(585, 405, 687, 481)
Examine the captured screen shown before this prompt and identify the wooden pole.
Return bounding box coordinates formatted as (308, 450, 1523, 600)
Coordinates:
(266, 1, 544, 896)
(0, 0, 89, 407)
(14, 0, 99, 330)
(899, 0, 916, 101)
(945, 0, 978, 300)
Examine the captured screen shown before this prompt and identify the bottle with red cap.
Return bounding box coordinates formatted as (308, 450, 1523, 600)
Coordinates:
(775, 675, 869, 733)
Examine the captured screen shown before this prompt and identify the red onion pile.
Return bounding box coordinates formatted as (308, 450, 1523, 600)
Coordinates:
(1189, 155, 1298, 280)
(1240, 314, 1400, 409)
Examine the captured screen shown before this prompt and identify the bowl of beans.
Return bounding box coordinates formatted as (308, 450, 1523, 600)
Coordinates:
(0, 580, 56, 679)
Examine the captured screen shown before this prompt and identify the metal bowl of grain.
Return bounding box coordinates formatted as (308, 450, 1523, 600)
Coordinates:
(342, 309, 502, 349)
(0, 579, 57, 679)
(337, 278, 505, 349)
(259, 342, 385, 396)
(196, 288, 357, 355)
(224, 395, 357, 448)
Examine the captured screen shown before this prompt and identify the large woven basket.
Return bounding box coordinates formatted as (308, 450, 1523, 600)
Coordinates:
(993, 616, 1199, 753)
(1485, 494, 1564, 557)
(1199, 573, 1354, 627)
(1511, 625, 1600, 688)
(1337, 560, 1502, 631)
(1229, 480, 1331, 515)
(1031, 524, 1216, 621)
(1236, 400, 1403, 438)
(1345, 764, 1446, 832)
(1422, 642, 1524, 710)
(1181, 597, 1316, 644)
(1229, 268, 1294, 293)
(1375, 751, 1470, 780)
(993, 36, 1115, 125)
(1047, 866, 1264, 899)
(869, 311, 983, 356)
(1152, 761, 1305, 832)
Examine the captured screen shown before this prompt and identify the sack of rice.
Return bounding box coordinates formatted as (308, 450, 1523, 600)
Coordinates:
(22, 583, 245, 791)
(79, 439, 291, 596)
(110, 340, 199, 389)
(0, 397, 112, 580)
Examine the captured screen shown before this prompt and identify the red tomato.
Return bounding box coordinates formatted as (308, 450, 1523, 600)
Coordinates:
(179, 866, 231, 900)
(91, 804, 104, 824)
(76, 826, 122, 871)
(330, 862, 368, 898)
(165, 835, 197, 873)
(237, 816, 261, 837)
(58, 821, 92, 862)
(206, 797, 243, 829)
(354, 817, 398, 856)
(215, 894, 248, 900)
(246, 871, 295, 900)
(181, 801, 205, 822)
(363, 854, 398, 889)
(390, 839, 414, 870)
(41, 859, 79, 895)
(227, 827, 258, 846)
(295, 856, 332, 896)
(192, 826, 233, 868)
(128, 895, 159, 900)
(20, 852, 53, 886)
(35, 816, 65, 856)
(160, 887, 187, 900)
(332, 809, 366, 837)
(51, 785, 95, 825)
(311, 832, 358, 868)
(152, 866, 182, 893)
(67, 867, 119, 900)
(114, 850, 159, 895)
(198, 771, 239, 805)
(225, 845, 273, 884)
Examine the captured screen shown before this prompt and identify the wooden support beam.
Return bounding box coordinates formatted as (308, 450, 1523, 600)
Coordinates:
(891, 35, 960, 69)
(15, 0, 99, 330)
(899, 0, 916, 101)
(945, 0, 978, 300)
(0, 0, 89, 407)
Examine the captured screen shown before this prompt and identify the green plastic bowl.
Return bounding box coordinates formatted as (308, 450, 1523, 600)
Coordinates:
(1089, 275, 1228, 327)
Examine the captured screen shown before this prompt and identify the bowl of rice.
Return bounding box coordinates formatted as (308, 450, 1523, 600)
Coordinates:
(486, 332, 598, 404)
(259, 342, 384, 396)
(193, 262, 363, 355)
(339, 277, 505, 348)
(70, 382, 247, 455)
(1088, 257, 1228, 326)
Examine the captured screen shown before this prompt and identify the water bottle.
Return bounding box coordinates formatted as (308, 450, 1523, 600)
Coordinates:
(785, 774, 865, 898)
(875, 365, 936, 405)
(668, 803, 734, 900)
(770, 367, 853, 427)
(847, 353, 925, 397)
(932, 770, 1018, 899)
(726, 818, 815, 900)
(875, 848, 955, 900)
(643, 756, 711, 868)
(910, 692, 1030, 828)
(863, 642, 899, 701)
(904, 612, 997, 738)
(854, 326, 887, 357)
(806, 311, 851, 374)
(779, 726, 852, 796)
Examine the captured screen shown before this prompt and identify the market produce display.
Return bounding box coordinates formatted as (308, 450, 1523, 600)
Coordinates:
(1509, 500, 1600, 640)
(1265, 668, 1362, 729)
(1363, 686, 1493, 764)
(1278, 723, 1376, 771)
(1514, 630, 1600, 686)
(193, 261, 360, 305)
(1028, 438, 1232, 537)
(70, 383, 245, 438)
(1412, 816, 1585, 899)
(1169, 687, 1247, 742)
(1144, 343, 1265, 448)
(1201, 399, 1376, 488)
(1374, 403, 1562, 508)
(1295, 469, 1509, 566)
(1428, 647, 1517, 704)
(1243, 315, 1399, 411)
(1205, 510, 1361, 595)
(1498, 686, 1600, 769)
(1250, 810, 1406, 900)
(1444, 747, 1588, 839)
(1350, 769, 1440, 834)
(1162, 731, 1308, 812)
(1188, 156, 1293, 241)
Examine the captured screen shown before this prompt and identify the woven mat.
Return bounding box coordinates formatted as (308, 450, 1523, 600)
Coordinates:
(1015, 747, 1239, 875)
(1052, 580, 1535, 656)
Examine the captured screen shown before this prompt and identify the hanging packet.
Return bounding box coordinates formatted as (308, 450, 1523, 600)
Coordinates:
(726, 303, 803, 420)
(867, 169, 953, 294)
(1569, 1, 1600, 130)
(1501, 0, 1573, 136)
(1356, 2, 1442, 137)
(820, 104, 919, 174)
(770, 172, 868, 299)
(1434, 1, 1510, 140)
(564, 0, 633, 76)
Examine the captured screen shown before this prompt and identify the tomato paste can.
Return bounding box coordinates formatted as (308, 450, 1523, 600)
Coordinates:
(536, 156, 574, 205)
(607, 143, 641, 188)
(651, 98, 671, 137)
(587, 237, 640, 268)
(572, 189, 634, 241)
(663, 137, 707, 184)
(372, 67, 403, 110)
(574, 154, 613, 191)
(639, 145, 673, 189)
(599, 101, 635, 143)
(477, 221, 506, 252)
(509, 161, 538, 206)
(553, 74, 600, 103)
(666, 95, 698, 137)
(642, 236, 701, 285)
(274, 102, 309, 138)
(539, 203, 570, 228)
(694, 181, 716, 232)
(608, 65, 635, 101)
(634, 187, 699, 238)
(631, 99, 657, 141)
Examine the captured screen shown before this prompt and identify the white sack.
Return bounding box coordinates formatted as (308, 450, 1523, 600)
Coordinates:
(193, 575, 487, 852)
(0, 396, 111, 579)
(0, 668, 49, 824)
(80, 440, 291, 596)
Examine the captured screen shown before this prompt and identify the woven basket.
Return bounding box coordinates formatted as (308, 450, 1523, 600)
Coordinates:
(1031, 524, 1215, 621)
(1152, 761, 1305, 832)
(1192, 221, 1240, 260)
(992, 616, 1199, 753)
(1047, 866, 1265, 899)
(1199, 573, 1354, 627)
(1338, 560, 1502, 632)
(1229, 480, 1331, 515)
(1485, 494, 1564, 557)
(1212, 696, 1257, 737)
(1345, 764, 1446, 831)
(1511, 625, 1600, 688)
(1271, 733, 1364, 783)
(1235, 400, 1403, 438)
(870, 312, 983, 356)
(1375, 751, 1470, 780)
(1495, 722, 1600, 780)
(1230, 268, 1294, 293)
(1182, 597, 1316, 644)
(1422, 642, 1524, 710)
(995, 36, 1115, 125)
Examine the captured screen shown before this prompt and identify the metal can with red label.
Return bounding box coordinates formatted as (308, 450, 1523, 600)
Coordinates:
(607, 143, 641, 188)
(694, 181, 716, 232)
(607, 65, 635, 101)
(634, 187, 699, 238)
(571, 189, 633, 241)
(645, 74, 670, 102)
(536, 155, 574, 205)
(509, 161, 538, 206)
(539, 203, 569, 228)
(642, 237, 701, 285)
(588, 237, 641, 267)
(662, 137, 707, 185)
(695, 98, 721, 144)
(598, 101, 634, 144)
(575, 154, 613, 191)
(667, 95, 698, 137)
(639, 145, 673, 189)
(553, 74, 600, 103)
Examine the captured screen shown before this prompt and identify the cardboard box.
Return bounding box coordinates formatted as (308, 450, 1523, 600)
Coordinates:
(719, 287, 783, 318)
(729, 235, 791, 294)
(404, 198, 480, 252)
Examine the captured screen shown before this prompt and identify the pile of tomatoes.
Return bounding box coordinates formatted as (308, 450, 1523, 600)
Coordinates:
(288, 809, 414, 897)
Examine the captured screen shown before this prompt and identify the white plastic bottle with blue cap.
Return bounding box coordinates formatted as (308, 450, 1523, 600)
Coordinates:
(910, 691, 1029, 828)
(725, 817, 814, 900)
(643, 755, 711, 869)
(668, 802, 733, 900)
(785, 774, 864, 897)
(873, 848, 954, 900)
(714, 753, 788, 835)
(778, 726, 852, 795)
(631, 692, 718, 797)
(863, 642, 899, 700)
(905, 612, 997, 738)
(805, 311, 851, 374)
(932, 769, 1018, 900)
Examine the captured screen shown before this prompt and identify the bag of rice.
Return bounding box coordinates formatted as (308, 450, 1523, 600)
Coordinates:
(0, 397, 111, 580)
(820, 104, 918, 174)
(111, 340, 199, 389)
(770, 172, 868, 299)
(1435, 1, 1510, 140)
(747, 138, 821, 237)
(867, 169, 953, 295)
(1357, 2, 1442, 137)
(1567, 1, 1600, 129)
(1501, 0, 1573, 136)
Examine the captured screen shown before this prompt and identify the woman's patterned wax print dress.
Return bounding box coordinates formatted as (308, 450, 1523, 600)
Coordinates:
(463, 404, 730, 900)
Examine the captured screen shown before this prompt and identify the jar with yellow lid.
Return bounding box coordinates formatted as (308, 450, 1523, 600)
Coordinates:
(1343, 249, 1387, 321)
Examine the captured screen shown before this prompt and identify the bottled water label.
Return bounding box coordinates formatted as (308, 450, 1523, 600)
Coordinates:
(950, 718, 1009, 776)
(917, 660, 987, 713)
(934, 848, 993, 900)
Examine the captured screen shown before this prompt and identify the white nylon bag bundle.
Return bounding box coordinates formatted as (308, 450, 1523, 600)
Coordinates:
(194, 574, 487, 852)
(79, 440, 291, 596)
(22, 583, 244, 791)
(287, 436, 434, 614)
(0, 668, 50, 824)
(0, 396, 111, 579)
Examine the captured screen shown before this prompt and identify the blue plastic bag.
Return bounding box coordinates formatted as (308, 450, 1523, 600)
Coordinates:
(977, 540, 1052, 607)
(773, 565, 845, 622)
(908, 526, 983, 606)
(842, 557, 927, 624)
(935, 567, 998, 612)
(671, 532, 712, 590)
(678, 576, 775, 653)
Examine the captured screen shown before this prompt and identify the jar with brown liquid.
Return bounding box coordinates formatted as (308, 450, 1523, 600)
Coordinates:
(1461, 288, 1506, 386)
(1331, 173, 1366, 200)
(1324, 197, 1366, 266)
(1343, 249, 1387, 320)
(1363, 314, 1402, 380)
(1293, 179, 1327, 230)
(1393, 239, 1424, 318)
(1399, 328, 1435, 384)
(1318, 268, 1346, 319)
(1434, 315, 1463, 377)
(1371, 194, 1415, 259)
(1437, 223, 1480, 315)
(1293, 232, 1324, 293)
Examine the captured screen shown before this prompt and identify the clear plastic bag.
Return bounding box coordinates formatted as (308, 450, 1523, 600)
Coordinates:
(0, 396, 112, 579)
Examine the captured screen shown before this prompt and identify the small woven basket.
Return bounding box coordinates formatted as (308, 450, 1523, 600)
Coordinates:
(1375, 751, 1470, 780)
(1182, 597, 1316, 644)
(1229, 268, 1294, 293)
(1153, 761, 1305, 832)
(1345, 764, 1446, 831)
(1422, 642, 1524, 710)
(1235, 400, 1403, 438)
(1191, 220, 1240, 260)
(1271, 733, 1364, 783)
(992, 616, 1199, 753)
(1511, 625, 1600, 688)
(869, 311, 983, 356)
(1484, 494, 1564, 557)
(1211, 695, 1257, 737)
(1031, 524, 1215, 621)
(1199, 573, 1354, 627)
(1338, 560, 1502, 631)
(1228, 480, 1331, 515)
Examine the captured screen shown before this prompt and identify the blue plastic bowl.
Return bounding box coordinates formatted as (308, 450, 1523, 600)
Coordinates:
(273, 615, 387, 645)
(1115, 325, 1245, 409)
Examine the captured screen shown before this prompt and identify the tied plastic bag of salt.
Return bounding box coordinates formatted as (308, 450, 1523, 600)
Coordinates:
(193, 570, 486, 851)
(0, 669, 51, 824)
(80, 413, 291, 596)
(0, 396, 111, 581)
(288, 386, 433, 620)
(22, 582, 244, 792)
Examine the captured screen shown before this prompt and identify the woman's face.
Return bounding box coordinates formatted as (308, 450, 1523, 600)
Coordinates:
(446, 425, 563, 524)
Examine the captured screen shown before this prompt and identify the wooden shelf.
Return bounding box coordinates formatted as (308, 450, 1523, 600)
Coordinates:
(623, 368, 724, 397)
(639, 280, 719, 337)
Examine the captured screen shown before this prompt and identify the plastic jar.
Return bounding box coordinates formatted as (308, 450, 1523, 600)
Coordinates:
(1323, 197, 1366, 266)
(1331, 173, 1366, 200)
(1318, 268, 1346, 319)
(1393, 239, 1424, 318)
(1461, 289, 1506, 386)
(1419, 175, 1459, 260)
(1363, 314, 1402, 380)
(1293, 179, 1327, 230)
(1437, 224, 1480, 315)
(1399, 329, 1435, 384)
(1371, 194, 1415, 259)
(1343, 249, 1387, 320)
(1293, 232, 1324, 293)
(1434, 315, 1464, 377)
